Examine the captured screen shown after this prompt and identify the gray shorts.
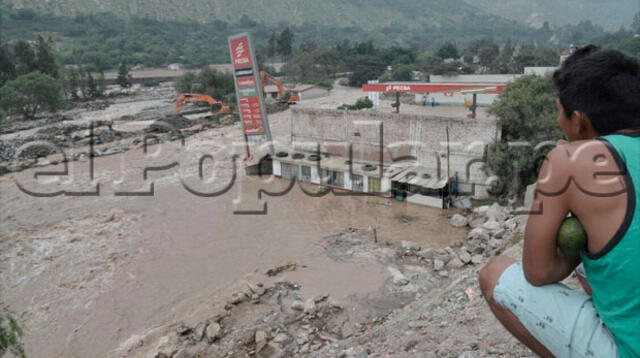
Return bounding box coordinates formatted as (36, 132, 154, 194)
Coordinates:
(494, 262, 618, 358)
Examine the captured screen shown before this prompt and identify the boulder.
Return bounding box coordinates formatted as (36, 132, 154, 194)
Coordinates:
(489, 238, 503, 249)
(205, 323, 222, 343)
(467, 228, 490, 242)
(450, 214, 468, 228)
(471, 254, 484, 265)
(458, 251, 472, 264)
(447, 257, 465, 269)
(400, 240, 421, 251)
(492, 228, 507, 239)
(303, 298, 317, 315)
(452, 196, 472, 209)
(482, 220, 501, 232)
(433, 259, 445, 271)
(486, 203, 508, 222)
(388, 267, 410, 286)
(468, 216, 486, 229)
(417, 248, 436, 259)
(291, 300, 304, 311)
(473, 205, 490, 216)
(255, 330, 268, 352)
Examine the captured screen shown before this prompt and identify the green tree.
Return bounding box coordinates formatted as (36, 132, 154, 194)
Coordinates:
(0, 71, 64, 120)
(116, 62, 131, 88)
(197, 66, 235, 103)
(485, 75, 563, 200)
(633, 12, 640, 33)
(620, 36, 640, 58)
(35, 35, 59, 78)
(66, 67, 80, 99)
(348, 55, 385, 87)
(278, 27, 294, 63)
(86, 71, 99, 98)
(478, 44, 500, 68)
(13, 40, 36, 75)
(436, 42, 459, 60)
(267, 32, 278, 58)
(0, 307, 26, 358)
(0, 43, 16, 87)
(175, 71, 198, 94)
(391, 64, 416, 81)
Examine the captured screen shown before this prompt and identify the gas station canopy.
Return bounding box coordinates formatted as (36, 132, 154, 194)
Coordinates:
(362, 82, 505, 94)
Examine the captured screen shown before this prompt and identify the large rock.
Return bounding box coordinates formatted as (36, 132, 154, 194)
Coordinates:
(400, 240, 421, 251)
(452, 196, 472, 209)
(388, 267, 410, 286)
(449, 214, 468, 228)
(473, 205, 490, 216)
(205, 323, 222, 343)
(458, 251, 472, 264)
(482, 220, 501, 232)
(467, 228, 490, 242)
(417, 248, 436, 259)
(304, 298, 317, 314)
(468, 216, 486, 229)
(447, 257, 465, 269)
(486, 203, 508, 222)
(433, 259, 445, 271)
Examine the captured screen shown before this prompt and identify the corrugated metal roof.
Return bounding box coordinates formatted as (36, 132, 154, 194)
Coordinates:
(273, 148, 412, 178)
(391, 167, 448, 190)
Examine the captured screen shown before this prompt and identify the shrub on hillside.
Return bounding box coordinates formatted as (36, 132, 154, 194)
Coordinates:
(485, 74, 563, 200)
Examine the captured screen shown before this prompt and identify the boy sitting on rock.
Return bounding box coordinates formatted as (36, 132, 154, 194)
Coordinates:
(479, 46, 640, 358)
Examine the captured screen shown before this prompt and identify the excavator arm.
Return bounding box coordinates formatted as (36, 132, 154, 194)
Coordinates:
(175, 93, 230, 116)
(259, 71, 300, 104)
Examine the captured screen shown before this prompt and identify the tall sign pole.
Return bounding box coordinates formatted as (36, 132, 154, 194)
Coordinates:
(228, 33, 274, 158)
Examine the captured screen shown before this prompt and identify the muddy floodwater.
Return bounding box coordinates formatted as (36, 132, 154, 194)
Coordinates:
(0, 119, 466, 358)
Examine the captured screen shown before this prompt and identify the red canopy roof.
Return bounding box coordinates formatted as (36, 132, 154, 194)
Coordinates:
(362, 82, 505, 94)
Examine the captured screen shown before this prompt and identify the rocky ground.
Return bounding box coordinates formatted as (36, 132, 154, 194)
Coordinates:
(107, 201, 546, 358)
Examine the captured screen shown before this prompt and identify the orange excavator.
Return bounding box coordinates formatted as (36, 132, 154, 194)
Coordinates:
(175, 93, 231, 116)
(260, 71, 300, 104)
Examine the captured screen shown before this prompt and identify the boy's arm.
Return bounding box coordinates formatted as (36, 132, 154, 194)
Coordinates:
(523, 145, 581, 286)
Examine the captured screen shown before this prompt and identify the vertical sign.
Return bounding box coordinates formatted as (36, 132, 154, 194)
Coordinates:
(228, 33, 274, 157)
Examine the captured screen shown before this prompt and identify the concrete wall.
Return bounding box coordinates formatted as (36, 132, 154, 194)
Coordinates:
(289, 108, 500, 199)
(414, 92, 498, 106)
(430, 74, 520, 83)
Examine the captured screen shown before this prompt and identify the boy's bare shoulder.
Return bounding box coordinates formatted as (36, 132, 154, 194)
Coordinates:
(540, 139, 616, 193)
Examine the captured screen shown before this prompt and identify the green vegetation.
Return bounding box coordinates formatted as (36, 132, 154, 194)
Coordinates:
(485, 75, 563, 199)
(0, 71, 64, 120)
(338, 97, 374, 111)
(116, 62, 131, 89)
(0, 306, 26, 358)
(174, 67, 235, 104)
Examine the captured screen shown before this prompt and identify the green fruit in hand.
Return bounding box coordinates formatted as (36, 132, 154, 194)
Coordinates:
(557, 217, 587, 253)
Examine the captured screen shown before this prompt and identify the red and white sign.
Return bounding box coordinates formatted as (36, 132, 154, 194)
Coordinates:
(236, 77, 257, 88)
(238, 97, 266, 135)
(229, 33, 273, 155)
(230, 36, 253, 69)
(362, 83, 505, 94)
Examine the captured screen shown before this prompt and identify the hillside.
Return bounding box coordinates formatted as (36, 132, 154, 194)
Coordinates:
(4, 0, 520, 31)
(467, 0, 639, 30)
(6, 0, 639, 31)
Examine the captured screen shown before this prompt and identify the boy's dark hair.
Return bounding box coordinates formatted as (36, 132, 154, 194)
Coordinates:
(553, 45, 640, 134)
